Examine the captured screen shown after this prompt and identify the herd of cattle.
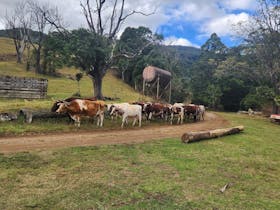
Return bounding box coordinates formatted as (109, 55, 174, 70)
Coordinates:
(51, 97, 205, 128)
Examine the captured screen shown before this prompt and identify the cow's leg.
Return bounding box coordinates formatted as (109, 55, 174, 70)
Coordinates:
(148, 112, 153, 120)
(75, 116, 81, 127)
(132, 117, 137, 127)
(139, 114, 142, 127)
(121, 115, 126, 128)
(97, 115, 100, 127)
(170, 113, 174, 125)
(100, 113, 104, 127)
(71, 115, 80, 127)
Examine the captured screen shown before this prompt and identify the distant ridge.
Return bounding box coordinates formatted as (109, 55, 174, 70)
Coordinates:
(0, 28, 46, 43)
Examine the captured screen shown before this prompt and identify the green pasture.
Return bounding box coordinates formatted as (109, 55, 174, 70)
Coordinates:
(0, 37, 148, 135)
(0, 61, 148, 112)
(0, 37, 279, 210)
(0, 113, 279, 209)
(0, 61, 150, 135)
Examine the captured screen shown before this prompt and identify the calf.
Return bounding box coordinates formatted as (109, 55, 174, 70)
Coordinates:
(56, 99, 105, 127)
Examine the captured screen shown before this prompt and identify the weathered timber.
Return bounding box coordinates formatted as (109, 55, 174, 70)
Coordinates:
(19, 109, 68, 123)
(0, 75, 48, 99)
(181, 126, 244, 143)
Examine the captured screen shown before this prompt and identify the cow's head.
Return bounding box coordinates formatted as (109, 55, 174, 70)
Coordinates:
(107, 104, 113, 112)
(56, 101, 70, 113)
(51, 100, 63, 112)
(109, 105, 116, 116)
(143, 102, 152, 112)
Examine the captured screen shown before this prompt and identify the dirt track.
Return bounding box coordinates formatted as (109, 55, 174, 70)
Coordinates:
(0, 112, 229, 154)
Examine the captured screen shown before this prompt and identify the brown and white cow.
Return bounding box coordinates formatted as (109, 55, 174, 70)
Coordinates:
(51, 97, 97, 112)
(56, 99, 105, 127)
(183, 104, 200, 121)
(144, 102, 165, 120)
(170, 103, 184, 124)
(107, 103, 129, 120)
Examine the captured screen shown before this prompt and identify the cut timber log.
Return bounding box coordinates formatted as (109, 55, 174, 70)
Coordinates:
(181, 126, 244, 143)
(19, 109, 68, 123)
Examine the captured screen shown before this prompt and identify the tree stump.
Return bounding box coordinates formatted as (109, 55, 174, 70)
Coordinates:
(181, 126, 244, 143)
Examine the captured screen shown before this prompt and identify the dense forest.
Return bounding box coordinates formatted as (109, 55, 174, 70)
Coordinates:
(1, 0, 279, 113)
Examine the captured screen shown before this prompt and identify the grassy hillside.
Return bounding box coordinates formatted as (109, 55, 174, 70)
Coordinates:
(0, 38, 17, 56)
(0, 113, 279, 209)
(0, 37, 149, 112)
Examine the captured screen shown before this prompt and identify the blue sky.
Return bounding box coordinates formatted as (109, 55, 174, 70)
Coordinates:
(0, 0, 257, 48)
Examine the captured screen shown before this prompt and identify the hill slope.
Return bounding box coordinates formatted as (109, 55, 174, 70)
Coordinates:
(0, 37, 149, 112)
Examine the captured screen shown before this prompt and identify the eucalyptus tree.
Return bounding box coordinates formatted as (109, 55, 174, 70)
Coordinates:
(242, 0, 280, 112)
(4, 1, 30, 64)
(77, 0, 155, 98)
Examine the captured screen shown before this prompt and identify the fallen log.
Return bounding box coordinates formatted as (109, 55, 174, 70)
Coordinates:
(19, 109, 68, 123)
(181, 126, 244, 143)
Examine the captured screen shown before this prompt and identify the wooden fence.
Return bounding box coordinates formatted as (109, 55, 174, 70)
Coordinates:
(0, 75, 48, 99)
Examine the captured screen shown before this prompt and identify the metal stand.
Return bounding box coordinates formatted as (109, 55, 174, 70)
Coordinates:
(142, 77, 172, 103)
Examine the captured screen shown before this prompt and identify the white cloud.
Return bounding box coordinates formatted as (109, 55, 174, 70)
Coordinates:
(200, 12, 250, 36)
(169, 0, 224, 21)
(164, 36, 200, 48)
(223, 0, 256, 10)
(0, 0, 257, 46)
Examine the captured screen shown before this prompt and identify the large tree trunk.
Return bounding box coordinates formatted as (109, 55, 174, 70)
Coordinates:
(181, 126, 244, 143)
(35, 48, 42, 74)
(16, 52, 23, 64)
(92, 75, 104, 99)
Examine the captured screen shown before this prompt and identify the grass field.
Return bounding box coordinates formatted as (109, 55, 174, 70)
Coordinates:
(0, 113, 279, 209)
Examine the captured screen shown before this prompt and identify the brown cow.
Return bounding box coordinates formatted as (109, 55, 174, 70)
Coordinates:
(183, 104, 200, 121)
(56, 99, 105, 127)
(144, 102, 165, 120)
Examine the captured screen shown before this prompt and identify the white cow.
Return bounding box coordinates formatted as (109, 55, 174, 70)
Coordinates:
(198, 105, 206, 120)
(170, 103, 184, 124)
(110, 104, 142, 128)
(107, 103, 129, 120)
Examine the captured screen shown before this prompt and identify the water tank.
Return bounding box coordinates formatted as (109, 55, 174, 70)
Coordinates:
(142, 66, 171, 86)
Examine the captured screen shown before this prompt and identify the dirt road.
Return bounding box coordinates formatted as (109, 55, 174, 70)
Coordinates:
(0, 113, 229, 154)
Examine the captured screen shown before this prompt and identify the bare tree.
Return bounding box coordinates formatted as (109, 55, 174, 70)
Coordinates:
(79, 0, 155, 98)
(27, 0, 62, 74)
(4, 1, 30, 64)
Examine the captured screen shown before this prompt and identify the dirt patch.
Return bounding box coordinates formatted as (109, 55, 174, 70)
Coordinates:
(0, 112, 229, 154)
